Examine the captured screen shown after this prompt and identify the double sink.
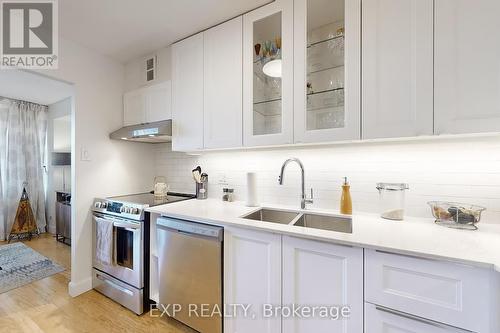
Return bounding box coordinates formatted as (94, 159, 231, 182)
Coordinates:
(241, 208, 352, 234)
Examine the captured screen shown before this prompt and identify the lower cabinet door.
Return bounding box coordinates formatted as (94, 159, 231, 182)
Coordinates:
(365, 303, 471, 333)
(224, 227, 282, 333)
(282, 236, 363, 333)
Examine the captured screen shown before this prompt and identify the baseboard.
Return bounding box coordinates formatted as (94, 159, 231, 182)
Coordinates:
(68, 276, 92, 297)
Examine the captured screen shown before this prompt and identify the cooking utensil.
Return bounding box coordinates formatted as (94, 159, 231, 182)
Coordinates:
(192, 166, 202, 183)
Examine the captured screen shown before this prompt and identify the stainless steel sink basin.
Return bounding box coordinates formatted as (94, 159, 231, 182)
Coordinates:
(241, 208, 300, 224)
(293, 213, 352, 234)
(241, 208, 352, 234)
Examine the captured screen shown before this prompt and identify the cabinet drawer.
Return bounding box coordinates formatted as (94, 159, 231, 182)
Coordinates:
(365, 303, 473, 333)
(365, 249, 489, 332)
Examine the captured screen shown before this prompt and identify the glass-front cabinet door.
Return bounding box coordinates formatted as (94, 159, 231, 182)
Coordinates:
(243, 0, 294, 147)
(294, 0, 360, 143)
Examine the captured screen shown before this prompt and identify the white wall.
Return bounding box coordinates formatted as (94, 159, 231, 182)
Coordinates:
(124, 46, 172, 91)
(46, 98, 72, 234)
(53, 115, 71, 151)
(37, 37, 156, 296)
(154, 136, 500, 224)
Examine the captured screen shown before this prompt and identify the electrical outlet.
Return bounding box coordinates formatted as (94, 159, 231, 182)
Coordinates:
(217, 173, 228, 186)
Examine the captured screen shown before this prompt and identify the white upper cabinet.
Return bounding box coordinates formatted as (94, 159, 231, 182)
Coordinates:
(362, 0, 434, 139)
(243, 0, 294, 147)
(172, 33, 204, 151)
(123, 89, 146, 126)
(123, 81, 171, 126)
(294, 0, 361, 143)
(204, 17, 243, 149)
(145, 81, 171, 123)
(282, 236, 363, 333)
(435, 0, 500, 135)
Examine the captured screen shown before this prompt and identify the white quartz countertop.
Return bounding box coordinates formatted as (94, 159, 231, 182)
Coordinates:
(146, 199, 500, 272)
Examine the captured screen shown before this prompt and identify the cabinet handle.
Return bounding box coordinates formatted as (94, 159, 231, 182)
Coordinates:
(374, 305, 473, 332)
(374, 249, 477, 268)
(375, 249, 439, 262)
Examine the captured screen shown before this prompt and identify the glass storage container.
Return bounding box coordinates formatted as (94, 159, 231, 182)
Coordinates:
(376, 183, 409, 220)
(222, 188, 234, 202)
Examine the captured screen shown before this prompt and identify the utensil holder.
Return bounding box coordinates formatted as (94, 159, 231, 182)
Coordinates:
(196, 181, 208, 200)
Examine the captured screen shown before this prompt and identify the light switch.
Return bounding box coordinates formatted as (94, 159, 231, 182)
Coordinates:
(80, 147, 91, 161)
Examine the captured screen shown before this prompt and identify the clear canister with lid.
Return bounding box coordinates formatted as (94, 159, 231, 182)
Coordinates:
(222, 188, 234, 202)
(376, 183, 409, 220)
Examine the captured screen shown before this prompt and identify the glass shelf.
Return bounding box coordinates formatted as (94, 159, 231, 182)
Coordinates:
(307, 87, 343, 96)
(308, 64, 344, 75)
(307, 88, 344, 112)
(307, 34, 344, 74)
(307, 34, 344, 48)
(254, 97, 282, 105)
(253, 98, 282, 117)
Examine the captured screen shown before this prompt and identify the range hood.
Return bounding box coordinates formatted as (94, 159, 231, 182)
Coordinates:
(110, 120, 172, 143)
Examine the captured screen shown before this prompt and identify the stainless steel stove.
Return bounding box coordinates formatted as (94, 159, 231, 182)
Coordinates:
(91, 192, 194, 314)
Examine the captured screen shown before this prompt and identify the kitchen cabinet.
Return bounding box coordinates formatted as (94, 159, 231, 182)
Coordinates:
(365, 303, 466, 333)
(123, 81, 171, 126)
(434, 0, 500, 135)
(224, 227, 282, 333)
(172, 33, 204, 151)
(362, 0, 433, 139)
(145, 81, 171, 123)
(123, 89, 146, 126)
(293, 0, 361, 143)
(243, 0, 294, 147)
(203, 17, 243, 149)
(224, 227, 363, 333)
(365, 249, 492, 333)
(282, 236, 363, 333)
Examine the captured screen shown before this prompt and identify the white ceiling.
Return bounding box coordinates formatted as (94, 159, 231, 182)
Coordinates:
(0, 70, 74, 105)
(59, 0, 271, 64)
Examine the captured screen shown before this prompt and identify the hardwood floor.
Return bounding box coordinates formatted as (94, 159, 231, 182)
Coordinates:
(0, 234, 195, 333)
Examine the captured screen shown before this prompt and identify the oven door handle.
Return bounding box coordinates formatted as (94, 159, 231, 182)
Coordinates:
(93, 214, 141, 231)
(112, 222, 140, 231)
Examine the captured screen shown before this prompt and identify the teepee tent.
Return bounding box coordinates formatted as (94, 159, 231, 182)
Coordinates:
(8, 182, 39, 242)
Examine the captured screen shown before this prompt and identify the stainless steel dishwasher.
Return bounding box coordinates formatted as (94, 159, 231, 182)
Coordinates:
(156, 217, 223, 333)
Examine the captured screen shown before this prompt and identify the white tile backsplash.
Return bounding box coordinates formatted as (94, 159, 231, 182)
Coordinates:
(154, 136, 500, 223)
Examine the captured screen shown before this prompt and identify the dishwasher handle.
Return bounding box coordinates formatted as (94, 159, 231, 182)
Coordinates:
(157, 217, 223, 241)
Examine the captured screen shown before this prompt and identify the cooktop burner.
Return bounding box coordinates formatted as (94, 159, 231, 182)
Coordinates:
(108, 192, 195, 207)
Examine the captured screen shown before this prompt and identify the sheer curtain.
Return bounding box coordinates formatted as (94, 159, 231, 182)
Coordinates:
(0, 98, 48, 241)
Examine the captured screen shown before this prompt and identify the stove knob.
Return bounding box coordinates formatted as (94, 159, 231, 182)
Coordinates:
(94, 202, 102, 208)
(130, 208, 139, 215)
(119, 206, 126, 213)
(102, 202, 108, 208)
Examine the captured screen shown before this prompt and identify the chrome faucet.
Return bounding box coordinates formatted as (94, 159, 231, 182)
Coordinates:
(278, 158, 313, 209)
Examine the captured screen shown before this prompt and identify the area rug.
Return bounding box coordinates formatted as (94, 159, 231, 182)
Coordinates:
(0, 242, 65, 294)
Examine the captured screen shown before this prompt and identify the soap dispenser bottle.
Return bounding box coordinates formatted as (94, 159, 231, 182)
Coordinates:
(340, 177, 352, 215)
